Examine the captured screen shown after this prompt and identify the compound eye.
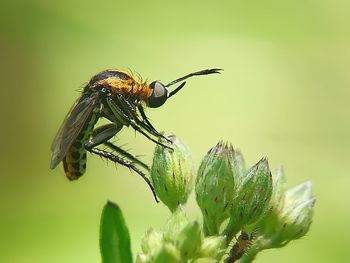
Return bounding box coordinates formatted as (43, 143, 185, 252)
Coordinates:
(148, 81, 168, 108)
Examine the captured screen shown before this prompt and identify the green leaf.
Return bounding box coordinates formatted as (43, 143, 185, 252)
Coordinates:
(100, 201, 133, 263)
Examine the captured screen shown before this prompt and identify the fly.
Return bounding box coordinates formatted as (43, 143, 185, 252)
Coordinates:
(50, 68, 222, 201)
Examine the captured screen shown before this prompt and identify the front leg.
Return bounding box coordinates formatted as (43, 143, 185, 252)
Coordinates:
(137, 103, 171, 143)
(85, 122, 121, 147)
(106, 97, 173, 150)
(85, 145, 158, 202)
(85, 122, 158, 202)
(104, 141, 150, 171)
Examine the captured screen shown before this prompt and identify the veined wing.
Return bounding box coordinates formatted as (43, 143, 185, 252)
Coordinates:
(50, 92, 100, 169)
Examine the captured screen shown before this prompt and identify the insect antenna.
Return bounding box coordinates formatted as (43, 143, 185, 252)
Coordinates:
(168, 81, 186, 98)
(166, 68, 222, 87)
(165, 68, 222, 99)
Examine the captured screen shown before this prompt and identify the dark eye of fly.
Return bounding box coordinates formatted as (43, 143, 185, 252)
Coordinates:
(148, 81, 168, 108)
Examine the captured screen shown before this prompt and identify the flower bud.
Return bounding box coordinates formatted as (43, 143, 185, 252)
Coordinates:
(257, 181, 315, 249)
(137, 243, 180, 263)
(141, 228, 163, 255)
(230, 158, 273, 226)
(277, 181, 315, 243)
(135, 253, 148, 263)
(233, 149, 246, 181)
(162, 206, 189, 242)
(196, 142, 239, 235)
(284, 181, 313, 209)
(152, 243, 181, 263)
(198, 236, 226, 260)
(151, 135, 194, 211)
(176, 221, 203, 260)
(269, 166, 287, 213)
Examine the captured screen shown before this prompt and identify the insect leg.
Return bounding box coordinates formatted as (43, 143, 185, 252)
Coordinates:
(137, 104, 158, 133)
(127, 116, 172, 150)
(106, 98, 172, 150)
(85, 145, 159, 202)
(137, 104, 172, 143)
(102, 100, 168, 148)
(112, 96, 156, 136)
(120, 98, 170, 143)
(104, 141, 150, 171)
(86, 123, 122, 148)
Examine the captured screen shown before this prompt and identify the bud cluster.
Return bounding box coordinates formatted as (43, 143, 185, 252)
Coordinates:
(140, 138, 315, 262)
(195, 142, 273, 240)
(136, 208, 225, 262)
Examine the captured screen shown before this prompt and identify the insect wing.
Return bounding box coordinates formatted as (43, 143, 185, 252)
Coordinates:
(50, 93, 99, 169)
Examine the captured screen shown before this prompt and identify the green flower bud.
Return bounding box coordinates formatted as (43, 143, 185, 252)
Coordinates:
(198, 236, 226, 260)
(176, 221, 202, 260)
(269, 166, 287, 213)
(257, 181, 315, 249)
(136, 253, 148, 263)
(162, 206, 189, 242)
(141, 228, 163, 254)
(284, 181, 313, 209)
(254, 166, 286, 237)
(152, 243, 181, 263)
(231, 158, 273, 226)
(277, 181, 315, 243)
(196, 142, 239, 235)
(233, 149, 246, 181)
(137, 243, 181, 263)
(151, 135, 194, 211)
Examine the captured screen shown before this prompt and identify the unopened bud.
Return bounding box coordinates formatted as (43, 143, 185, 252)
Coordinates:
(231, 158, 273, 226)
(162, 206, 189, 242)
(141, 228, 163, 255)
(257, 181, 315, 249)
(233, 149, 246, 181)
(270, 166, 287, 213)
(176, 221, 203, 260)
(153, 243, 181, 263)
(278, 181, 315, 243)
(198, 236, 226, 260)
(151, 135, 194, 211)
(196, 142, 238, 235)
(136, 253, 148, 263)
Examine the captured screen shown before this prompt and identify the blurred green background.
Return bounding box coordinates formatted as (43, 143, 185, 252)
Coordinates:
(0, 0, 349, 262)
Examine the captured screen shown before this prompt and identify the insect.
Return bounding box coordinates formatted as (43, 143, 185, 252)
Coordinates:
(225, 230, 256, 263)
(50, 68, 222, 201)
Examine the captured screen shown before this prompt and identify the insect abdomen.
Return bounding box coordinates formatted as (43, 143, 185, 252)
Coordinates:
(63, 114, 98, 180)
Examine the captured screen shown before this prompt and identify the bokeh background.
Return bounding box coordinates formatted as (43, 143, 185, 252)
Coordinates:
(1, 0, 349, 262)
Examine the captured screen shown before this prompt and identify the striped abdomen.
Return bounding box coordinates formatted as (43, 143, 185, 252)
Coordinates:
(62, 113, 98, 180)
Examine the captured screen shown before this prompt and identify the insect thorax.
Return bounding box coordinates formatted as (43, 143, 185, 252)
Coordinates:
(87, 69, 152, 102)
